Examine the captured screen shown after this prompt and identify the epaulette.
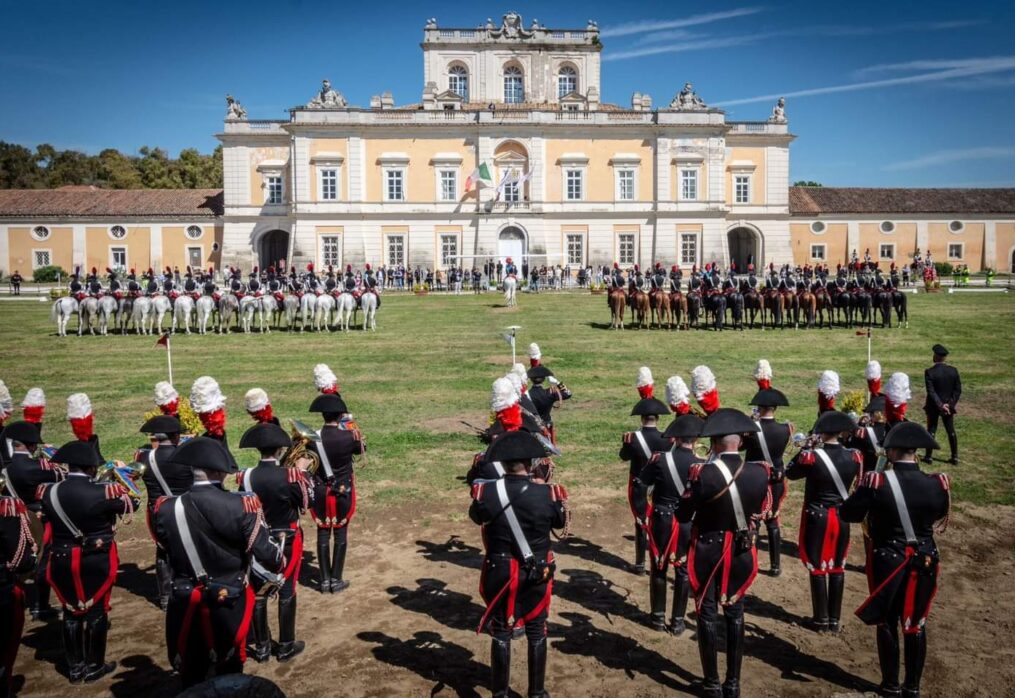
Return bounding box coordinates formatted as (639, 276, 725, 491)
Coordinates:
(286, 468, 304, 484)
(35, 483, 50, 501)
(549, 483, 569, 502)
(470, 482, 485, 501)
(240, 492, 262, 514)
(235, 471, 246, 487)
(153, 495, 171, 514)
(623, 432, 633, 444)
(688, 463, 705, 482)
(935, 472, 950, 491)
(649, 452, 660, 463)
(850, 449, 864, 465)
(0, 497, 25, 517)
(860, 471, 884, 490)
(105, 483, 130, 500)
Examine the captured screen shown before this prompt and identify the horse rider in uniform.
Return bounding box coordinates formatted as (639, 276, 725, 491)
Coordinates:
(469, 431, 568, 698)
(266, 268, 283, 297)
(247, 267, 262, 296)
(144, 269, 159, 297)
(304, 263, 319, 294)
(786, 410, 862, 632)
(183, 267, 198, 298)
(607, 263, 626, 306)
(162, 267, 177, 302)
(669, 264, 683, 291)
(0, 468, 36, 697)
(40, 440, 139, 683)
(68, 268, 84, 299)
(840, 422, 950, 698)
(201, 268, 218, 299)
(126, 269, 142, 298)
(364, 264, 381, 307)
(923, 344, 961, 465)
(324, 267, 338, 295)
(526, 365, 572, 445)
(237, 422, 313, 663)
(228, 268, 244, 296)
(136, 415, 190, 610)
(152, 437, 285, 690)
(637, 413, 703, 634)
(86, 268, 103, 297)
(676, 408, 772, 698)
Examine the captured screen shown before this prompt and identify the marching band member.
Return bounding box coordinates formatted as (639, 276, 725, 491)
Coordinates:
(1, 467, 36, 697)
(691, 365, 721, 415)
(40, 440, 138, 683)
(244, 388, 279, 426)
(848, 395, 888, 479)
(66, 393, 104, 461)
(818, 370, 840, 415)
(884, 372, 911, 427)
(620, 391, 670, 575)
(526, 365, 571, 444)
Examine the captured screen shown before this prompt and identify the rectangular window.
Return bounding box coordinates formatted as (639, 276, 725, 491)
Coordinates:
(680, 169, 699, 200)
(321, 235, 341, 267)
(734, 175, 750, 204)
(565, 169, 583, 201)
(616, 169, 635, 201)
(503, 179, 520, 203)
(438, 170, 458, 202)
(187, 247, 203, 269)
(33, 249, 52, 269)
(879, 243, 895, 260)
(947, 243, 963, 260)
(319, 168, 338, 200)
(440, 234, 459, 267)
(618, 233, 636, 265)
(110, 247, 127, 269)
(566, 233, 585, 266)
(386, 235, 405, 266)
(680, 233, 698, 267)
(811, 244, 827, 261)
(385, 169, 405, 201)
(266, 175, 283, 205)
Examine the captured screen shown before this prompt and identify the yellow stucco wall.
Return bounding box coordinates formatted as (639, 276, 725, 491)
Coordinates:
(8, 226, 73, 274)
(670, 163, 709, 202)
(365, 138, 475, 202)
(309, 139, 349, 203)
(545, 138, 654, 202)
(161, 224, 216, 272)
(858, 222, 917, 264)
(929, 222, 984, 269)
(790, 222, 849, 266)
(85, 225, 151, 274)
(248, 147, 291, 205)
(996, 223, 1015, 272)
(725, 147, 766, 205)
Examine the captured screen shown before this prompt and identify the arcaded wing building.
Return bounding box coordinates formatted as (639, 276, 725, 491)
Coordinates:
(2, 12, 1014, 277)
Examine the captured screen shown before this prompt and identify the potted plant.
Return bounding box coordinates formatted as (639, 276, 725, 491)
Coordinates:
(413, 283, 428, 296)
(589, 282, 606, 295)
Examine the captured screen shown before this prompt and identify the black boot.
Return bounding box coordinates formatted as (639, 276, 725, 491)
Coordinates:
(276, 596, 305, 662)
(722, 614, 744, 698)
(82, 614, 116, 683)
(316, 531, 331, 593)
(527, 637, 549, 698)
(248, 598, 272, 663)
(490, 637, 511, 698)
(631, 525, 646, 575)
(31, 576, 56, 621)
(696, 618, 722, 697)
(902, 630, 926, 697)
(670, 569, 690, 636)
(62, 616, 86, 683)
(767, 525, 782, 576)
(648, 567, 667, 631)
(947, 432, 958, 465)
(155, 551, 173, 611)
(809, 576, 829, 631)
(330, 542, 349, 593)
(827, 573, 845, 633)
(876, 623, 901, 696)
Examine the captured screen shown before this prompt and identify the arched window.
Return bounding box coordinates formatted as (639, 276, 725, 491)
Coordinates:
(448, 64, 469, 101)
(557, 66, 578, 99)
(504, 65, 524, 104)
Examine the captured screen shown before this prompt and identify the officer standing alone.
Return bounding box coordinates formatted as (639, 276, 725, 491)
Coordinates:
(923, 344, 961, 465)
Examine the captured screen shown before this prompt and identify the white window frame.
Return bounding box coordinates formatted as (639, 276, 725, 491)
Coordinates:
(439, 233, 459, 268)
(564, 168, 585, 201)
(948, 220, 965, 233)
(947, 243, 964, 260)
(880, 220, 896, 234)
(31, 225, 51, 241)
(320, 235, 341, 268)
(679, 232, 699, 267)
(879, 243, 895, 260)
(185, 225, 204, 240)
(565, 233, 586, 266)
(734, 175, 751, 205)
(810, 243, 827, 261)
(810, 221, 827, 234)
(618, 233, 637, 266)
(108, 225, 128, 241)
(265, 174, 284, 205)
(557, 66, 578, 99)
(32, 248, 53, 269)
(384, 168, 406, 202)
(679, 168, 699, 201)
(318, 167, 340, 201)
(503, 65, 524, 104)
(184, 246, 204, 270)
(448, 64, 470, 101)
(437, 168, 458, 202)
(615, 168, 636, 202)
(386, 234, 406, 266)
(109, 246, 127, 270)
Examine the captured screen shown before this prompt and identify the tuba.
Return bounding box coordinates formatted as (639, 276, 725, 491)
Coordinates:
(281, 419, 321, 474)
(95, 460, 147, 499)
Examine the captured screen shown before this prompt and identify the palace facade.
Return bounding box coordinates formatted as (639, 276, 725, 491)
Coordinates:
(2, 12, 1014, 277)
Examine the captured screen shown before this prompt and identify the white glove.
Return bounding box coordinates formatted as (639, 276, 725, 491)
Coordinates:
(548, 376, 560, 386)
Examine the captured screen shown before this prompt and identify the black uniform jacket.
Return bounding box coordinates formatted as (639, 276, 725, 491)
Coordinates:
(742, 418, 792, 472)
(236, 459, 311, 529)
(153, 482, 284, 588)
(786, 443, 862, 507)
(308, 424, 363, 484)
(6, 451, 63, 511)
(136, 443, 192, 507)
(39, 473, 136, 545)
(840, 463, 949, 549)
(528, 384, 572, 426)
(620, 426, 670, 480)
(924, 363, 961, 414)
(469, 474, 566, 560)
(0, 496, 37, 585)
(847, 422, 887, 477)
(638, 446, 698, 508)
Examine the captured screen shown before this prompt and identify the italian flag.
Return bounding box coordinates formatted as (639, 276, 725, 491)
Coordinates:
(465, 162, 493, 191)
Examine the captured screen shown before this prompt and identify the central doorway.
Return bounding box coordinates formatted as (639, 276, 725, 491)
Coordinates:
(259, 229, 290, 271)
(498, 226, 526, 267)
(727, 227, 759, 272)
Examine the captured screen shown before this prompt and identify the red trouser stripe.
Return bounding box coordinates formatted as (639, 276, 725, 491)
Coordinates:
(71, 546, 86, 607)
(855, 547, 913, 618)
(177, 587, 203, 669)
(820, 507, 840, 573)
(901, 569, 919, 632)
(234, 586, 255, 662)
(284, 528, 304, 594)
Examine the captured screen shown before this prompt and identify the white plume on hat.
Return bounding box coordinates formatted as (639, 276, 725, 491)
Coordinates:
(491, 377, 519, 412)
(690, 366, 716, 398)
(22, 388, 45, 408)
(511, 362, 529, 385)
(314, 363, 338, 391)
(153, 381, 178, 407)
(528, 343, 542, 360)
(66, 393, 92, 420)
(818, 370, 840, 398)
(244, 388, 270, 413)
(636, 366, 654, 388)
(0, 380, 12, 416)
(884, 372, 911, 406)
(666, 376, 690, 406)
(865, 360, 882, 381)
(754, 359, 772, 381)
(190, 376, 226, 413)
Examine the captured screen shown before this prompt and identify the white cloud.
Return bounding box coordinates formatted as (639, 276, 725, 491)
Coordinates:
(600, 8, 763, 38)
(605, 33, 778, 62)
(883, 146, 1015, 171)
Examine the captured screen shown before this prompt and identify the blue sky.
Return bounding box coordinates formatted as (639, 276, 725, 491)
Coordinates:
(2, 0, 1013, 187)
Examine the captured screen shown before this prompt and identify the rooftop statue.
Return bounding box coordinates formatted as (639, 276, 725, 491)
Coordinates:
(225, 94, 247, 120)
(306, 79, 347, 109)
(670, 82, 707, 110)
(768, 97, 787, 123)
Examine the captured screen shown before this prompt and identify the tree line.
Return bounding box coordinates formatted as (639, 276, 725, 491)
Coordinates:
(0, 141, 223, 190)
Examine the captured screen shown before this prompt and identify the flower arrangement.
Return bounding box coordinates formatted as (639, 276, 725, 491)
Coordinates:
(142, 398, 203, 436)
(839, 389, 867, 417)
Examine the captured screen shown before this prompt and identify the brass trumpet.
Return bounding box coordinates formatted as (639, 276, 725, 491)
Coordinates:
(788, 432, 821, 455)
(95, 460, 147, 499)
(282, 419, 321, 474)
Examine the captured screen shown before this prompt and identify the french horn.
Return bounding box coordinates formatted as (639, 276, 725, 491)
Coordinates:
(281, 419, 321, 474)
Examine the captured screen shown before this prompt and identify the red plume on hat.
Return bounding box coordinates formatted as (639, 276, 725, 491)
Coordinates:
(491, 377, 522, 432)
(671, 264, 678, 272)
(691, 366, 720, 415)
(528, 343, 542, 368)
(636, 366, 654, 399)
(22, 388, 46, 424)
(91, 266, 97, 274)
(190, 376, 227, 438)
(865, 360, 882, 396)
(314, 364, 339, 394)
(817, 370, 840, 413)
(365, 263, 371, 271)
(884, 372, 910, 423)
(244, 388, 273, 424)
(666, 376, 691, 415)
(67, 393, 94, 441)
(105, 267, 112, 274)
(754, 359, 772, 390)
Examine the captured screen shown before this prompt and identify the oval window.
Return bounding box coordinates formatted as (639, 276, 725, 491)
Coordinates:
(109, 225, 127, 240)
(186, 225, 204, 240)
(879, 221, 895, 234)
(31, 225, 51, 241)
(810, 221, 826, 234)
(948, 220, 964, 233)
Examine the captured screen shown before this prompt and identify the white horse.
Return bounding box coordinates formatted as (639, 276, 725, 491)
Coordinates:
(51, 297, 79, 337)
(97, 296, 119, 335)
(240, 296, 259, 333)
(336, 292, 357, 332)
(281, 295, 301, 331)
(77, 297, 100, 336)
(196, 296, 216, 335)
(218, 294, 239, 334)
(257, 295, 276, 333)
(314, 294, 336, 331)
(172, 295, 195, 334)
(360, 291, 378, 331)
(118, 297, 134, 333)
(299, 293, 318, 332)
(131, 296, 154, 335)
(152, 295, 173, 332)
(503, 276, 518, 307)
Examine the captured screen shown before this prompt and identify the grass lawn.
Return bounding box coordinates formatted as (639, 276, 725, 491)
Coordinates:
(1, 290, 1012, 507)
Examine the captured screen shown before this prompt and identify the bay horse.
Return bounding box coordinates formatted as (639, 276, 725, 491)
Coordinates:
(669, 289, 688, 330)
(705, 290, 726, 331)
(686, 289, 703, 329)
(649, 288, 673, 329)
(726, 286, 745, 331)
(630, 289, 650, 329)
(814, 285, 833, 329)
(608, 288, 626, 329)
(764, 288, 785, 329)
(797, 287, 817, 329)
(780, 288, 799, 329)
(742, 286, 762, 329)
(892, 287, 910, 328)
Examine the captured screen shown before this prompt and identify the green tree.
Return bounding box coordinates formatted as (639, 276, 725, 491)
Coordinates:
(137, 146, 182, 188)
(43, 148, 99, 187)
(0, 142, 42, 188)
(793, 180, 823, 187)
(97, 148, 142, 189)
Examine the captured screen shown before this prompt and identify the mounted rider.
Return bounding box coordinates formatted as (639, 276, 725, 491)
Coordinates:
(106, 268, 122, 300)
(144, 268, 160, 296)
(126, 268, 142, 297)
(669, 264, 683, 292)
(162, 266, 178, 301)
(247, 267, 263, 296)
(363, 264, 381, 307)
(323, 266, 338, 295)
(266, 266, 284, 301)
(304, 263, 320, 294)
(746, 264, 759, 290)
(69, 266, 85, 300)
(86, 267, 103, 297)
(201, 267, 219, 300)
(228, 267, 245, 297)
(183, 266, 198, 299)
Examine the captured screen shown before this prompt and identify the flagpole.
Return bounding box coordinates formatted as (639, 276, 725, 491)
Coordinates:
(511, 328, 517, 365)
(867, 328, 872, 364)
(167, 334, 174, 385)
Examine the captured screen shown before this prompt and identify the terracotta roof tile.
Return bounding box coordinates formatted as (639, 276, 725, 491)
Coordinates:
(0, 189, 224, 218)
(789, 186, 1015, 215)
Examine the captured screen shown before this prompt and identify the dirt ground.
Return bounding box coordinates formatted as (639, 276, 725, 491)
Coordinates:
(13, 491, 1015, 697)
